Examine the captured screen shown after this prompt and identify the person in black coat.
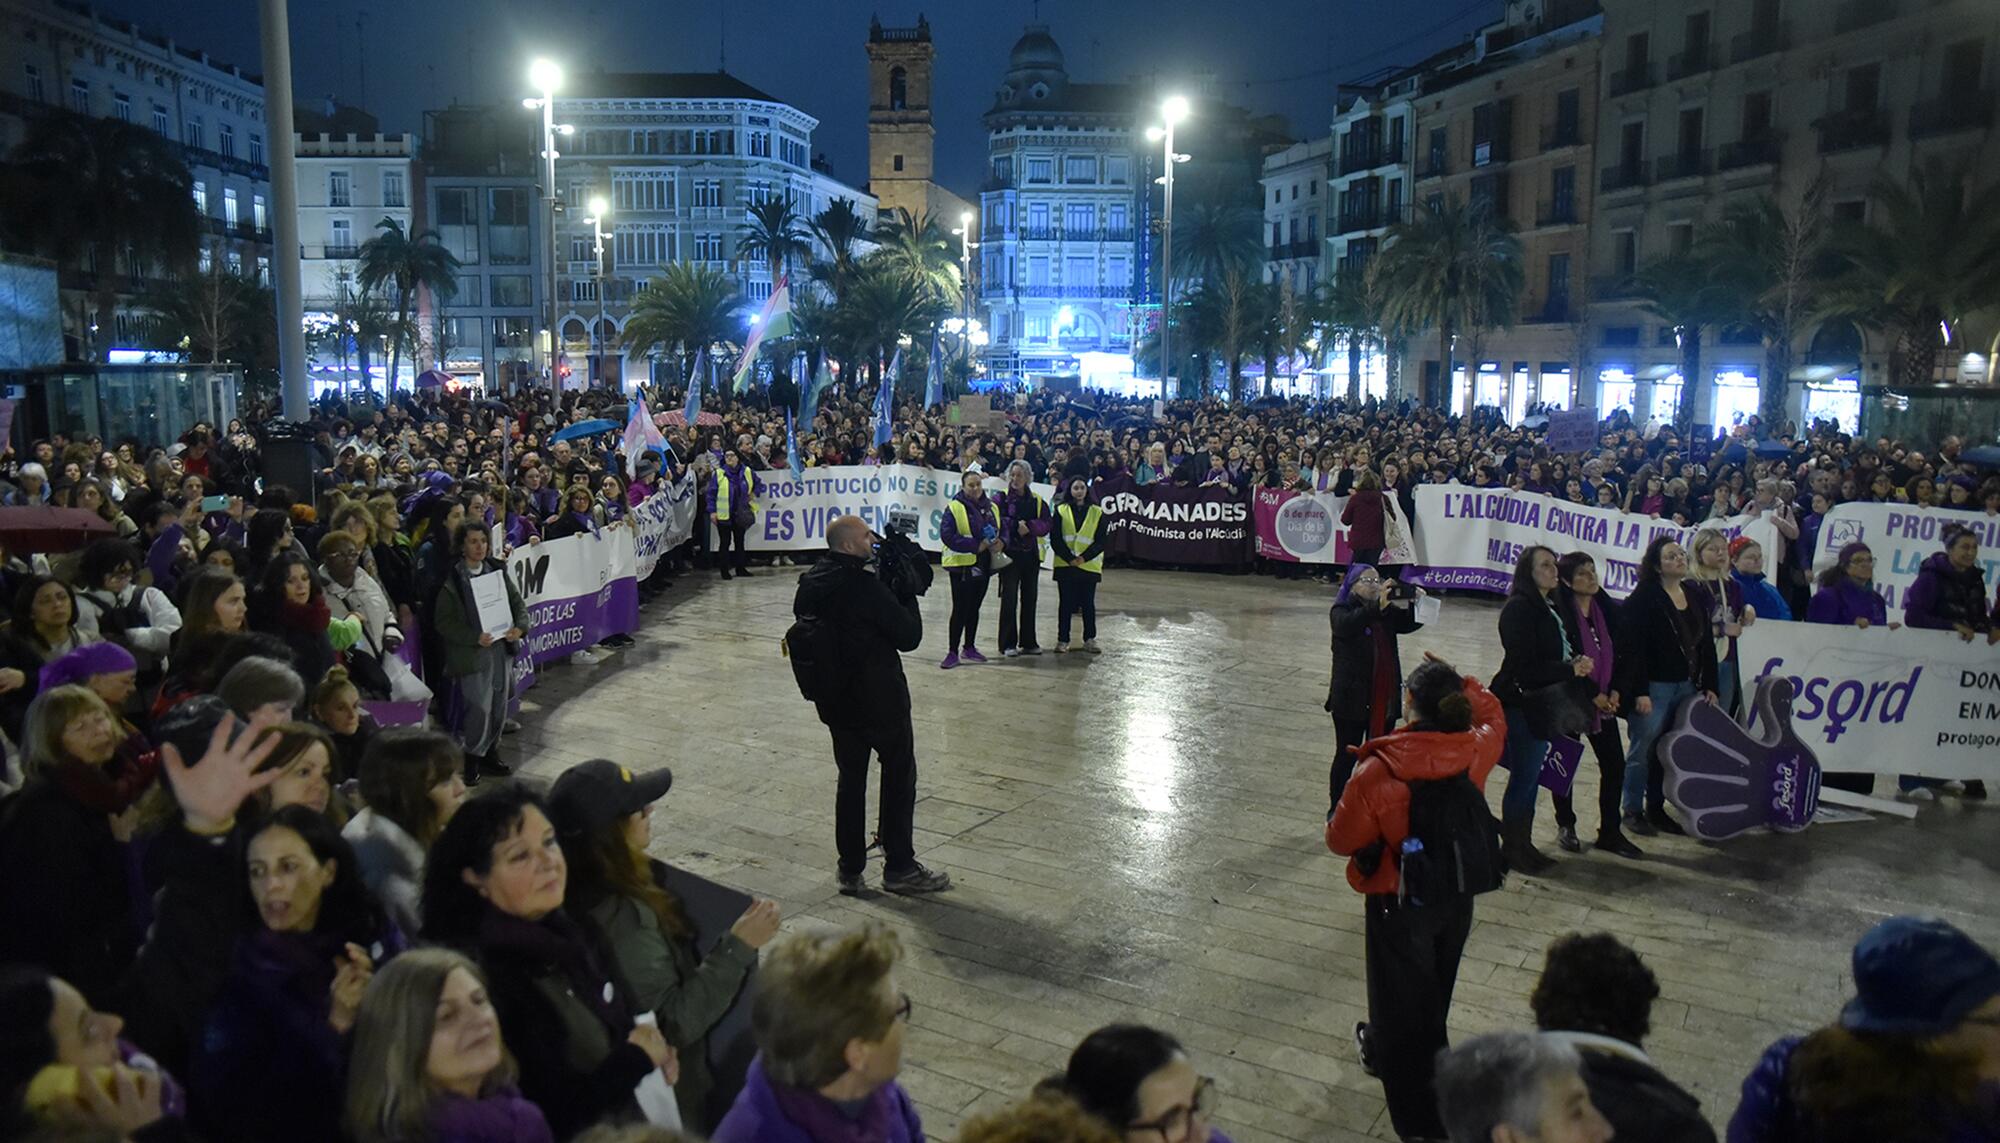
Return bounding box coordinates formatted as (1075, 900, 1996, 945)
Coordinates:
(1531, 933, 1717, 1143)
(1323, 563, 1424, 814)
(1615, 537, 1719, 838)
(1551, 554, 1643, 859)
(1489, 544, 1593, 874)
(793, 516, 951, 896)
(248, 551, 335, 695)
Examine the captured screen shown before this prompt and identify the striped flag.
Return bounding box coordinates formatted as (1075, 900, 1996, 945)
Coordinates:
(800, 354, 833, 430)
(731, 277, 793, 394)
(872, 350, 900, 448)
(622, 394, 666, 476)
(923, 327, 944, 409)
(786, 409, 804, 480)
(682, 348, 705, 427)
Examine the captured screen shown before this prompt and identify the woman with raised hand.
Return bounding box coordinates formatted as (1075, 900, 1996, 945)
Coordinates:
(550, 759, 780, 1133)
(190, 802, 401, 1142)
(421, 784, 676, 1140)
(344, 947, 555, 1143)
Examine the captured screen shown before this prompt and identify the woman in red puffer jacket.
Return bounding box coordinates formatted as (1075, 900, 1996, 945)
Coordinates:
(1325, 656, 1504, 1143)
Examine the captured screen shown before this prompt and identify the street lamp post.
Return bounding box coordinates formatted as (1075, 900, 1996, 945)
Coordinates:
(584, 197, 610, 389)
(1147, 95, 1190, 400)
(524, 59, 571, 392)
(950, 210, 976, 369)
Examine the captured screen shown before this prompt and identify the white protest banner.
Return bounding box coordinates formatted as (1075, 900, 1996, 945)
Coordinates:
(1740, 619, 2000, 781)
(1252, 487, 1418, 566)
(1809, 503, 2000, 613)
(745, 464, 1054, 560)
(505, 527, 638, 665)
(1409, 485, 1779, 597)
(632, 473, 697, 581)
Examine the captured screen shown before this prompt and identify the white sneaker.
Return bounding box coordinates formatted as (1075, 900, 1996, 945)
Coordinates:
(1002, 647, 1020, 658)
(1054, 642, 1070, 653)
(1083, 639, 1102, 654)
(573, 647, 606, 665)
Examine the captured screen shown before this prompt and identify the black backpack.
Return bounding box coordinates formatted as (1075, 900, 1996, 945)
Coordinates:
(1397, 773, 1506, 906)
(783, 609, 845, 703)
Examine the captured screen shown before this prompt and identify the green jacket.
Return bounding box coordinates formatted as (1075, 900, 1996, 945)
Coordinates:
(581, 874, 757, 1133)
(433, 558, 530, 677)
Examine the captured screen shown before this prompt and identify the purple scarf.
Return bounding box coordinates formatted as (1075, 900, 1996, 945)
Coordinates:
(427, 1086, 556, 1143)
(1569, 594, 1614, 732)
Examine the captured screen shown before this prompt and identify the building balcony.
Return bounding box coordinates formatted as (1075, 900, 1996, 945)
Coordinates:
(1730, 22, 1788, 63)
(1417, 157, 1449, 180)
(1609, 63, 1656, 97)
(1339, 147, 1382, 176)
(1014, 285, 1129, 299)
(1522, 299, 1572, 324)
(1471, 137, 1511, 167)
(1540, 121, 1583, 151)
(1287, 240, 1318, 259)
(1268, 243, 1286, 262)
(982, 174, 1015, 192)
(1022, 226, 1054, 241)
(1600, 163, 1649, 193)
(320, 244, 361, 260)
(1667, 44, 1714, 81)
(1909, 96, 1994, 139)
(181, 144, 270, 182)
(1816, 109, 1890, 154)
(1834, 0, 1895, 34)
(1718, 135, 1782, 170)
(1655, 149, 1712, 182)
(1534, 199, 1578, 227)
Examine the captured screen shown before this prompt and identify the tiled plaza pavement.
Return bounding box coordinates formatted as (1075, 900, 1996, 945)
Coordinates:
(508, 566, 2000, 1142)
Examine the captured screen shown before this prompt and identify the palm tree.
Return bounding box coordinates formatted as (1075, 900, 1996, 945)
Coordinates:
(871, 207, 962, 309)
(621, 262, 744, 385)
(738, 196, 813, 288)
(1818, 161, 2000, 390)
(808, 200, 873, 299)
(356, 216, 460, 394)
(1630, 250, 1739, 435)
(1184, 266, 1268, 401)
(1370, 198, 1525, 415)
(1, 111, 202, 360)
(1703, 182, 1832, 428)
(1323, 266, 1379, 404)
(831, 263, 947, 390)
(1172, 201, 1263, 289)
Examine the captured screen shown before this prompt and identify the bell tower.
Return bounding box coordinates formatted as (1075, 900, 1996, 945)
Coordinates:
(866, 14, 937, 221)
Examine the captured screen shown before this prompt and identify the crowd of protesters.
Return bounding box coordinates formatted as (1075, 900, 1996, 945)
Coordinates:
(0, 375, 1996, 1142)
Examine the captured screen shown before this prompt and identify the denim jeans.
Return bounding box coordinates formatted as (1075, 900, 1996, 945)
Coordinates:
(1622, 679, 1696, 815)
(1717, 659, 1740, 717)
(1499, 708, 1550, 828)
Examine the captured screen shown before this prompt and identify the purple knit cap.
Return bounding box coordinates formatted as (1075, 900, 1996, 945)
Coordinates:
(40, 641, 138, 691)
(1835, 541, 1872, 573)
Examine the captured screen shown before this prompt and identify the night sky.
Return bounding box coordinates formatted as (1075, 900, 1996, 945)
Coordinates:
(99, 0, 1497, 193)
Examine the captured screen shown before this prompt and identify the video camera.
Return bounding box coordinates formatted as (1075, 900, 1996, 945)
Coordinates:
(875, 511, 933, 598)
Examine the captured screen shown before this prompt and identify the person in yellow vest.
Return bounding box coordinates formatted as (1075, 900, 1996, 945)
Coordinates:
(994, 460, 1052, 657)
(1050, 476, 1107, 653)
(708, 447, 757, 579)
(937, 468, 1003, 669)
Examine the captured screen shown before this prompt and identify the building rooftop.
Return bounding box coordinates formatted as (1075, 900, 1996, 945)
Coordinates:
(44, 0, 263, 87)
(569, 71, 787, 105)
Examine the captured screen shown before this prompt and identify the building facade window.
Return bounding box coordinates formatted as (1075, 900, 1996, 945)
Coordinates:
(192, 181, 208, 217)
(1027, 202, 1049, 235)
(184, 115, 203, 150)
(1064, 256, 1093, 288)
(1026, 157, 1053, 183)
(330, 219, 354, 254)
(614, 228, 673, 269)
(252, 194, 266, 231)
(69, 78, 88, 114)
(25, 64, 43, 103)
(113, 92, 130, 121)
(491, 276, 532, 307)
(152, 105, 168, 136)
(382, 170, 406, 208)
(694, 233, 722, 260)
(490, 187, 532, 264)
(1106, 155, 1129, 184)
(1064, 203, 1094, 235)
(435, 187, 478, 263)
(1108, 204, 1129, 236)
(220, 123, 235, 158)
(693, 180, 723, 208)
(256, 256, 270, 285)
(223, 188, 238, 226)
(1064, 156, 1096, 183)
(749, 130, 771, 157)
(613, 172, 674, 212)
(328, 170, 351, 207)
(1027, 256, 1049, 287)
(249, 133, 264, 165)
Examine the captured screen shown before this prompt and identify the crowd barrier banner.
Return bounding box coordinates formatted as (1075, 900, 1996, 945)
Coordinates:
(1808, 503, 2000, 613)
(506, 527, 640, 667)
(633, 472, 699, 581)
(744, 464, 1056, 558)
(1408, 486, 1780, 597)
(1089, 475, 1254, 565)
(1739, 620, 2000, 781)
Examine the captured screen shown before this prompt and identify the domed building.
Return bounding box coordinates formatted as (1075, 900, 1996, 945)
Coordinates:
(978, 24, 1144, 382)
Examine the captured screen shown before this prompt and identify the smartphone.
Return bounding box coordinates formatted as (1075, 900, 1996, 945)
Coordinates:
(1388, 579, 1418, 600)
(200, 494, 231, 512)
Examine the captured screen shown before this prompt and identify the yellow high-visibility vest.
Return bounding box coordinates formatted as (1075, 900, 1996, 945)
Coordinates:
(1056, 502, 1104, 574)
(943, 497, 1001, 568)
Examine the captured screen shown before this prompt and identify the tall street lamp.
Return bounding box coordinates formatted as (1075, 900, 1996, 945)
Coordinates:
(584, 196, 610, 389)
(524, 58, 572, 391)
(1146, 94, 1190, 399)
(950, 209, 977, 368)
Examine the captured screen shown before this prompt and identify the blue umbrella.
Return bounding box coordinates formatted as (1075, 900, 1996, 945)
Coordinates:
(549, 418, 620, 443)
(1961, 444, 2000, 468)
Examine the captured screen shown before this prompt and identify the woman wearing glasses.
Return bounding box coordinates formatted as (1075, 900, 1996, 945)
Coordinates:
(1041, 1024, 1231, 1143)
(1324, 564, 1425, 816)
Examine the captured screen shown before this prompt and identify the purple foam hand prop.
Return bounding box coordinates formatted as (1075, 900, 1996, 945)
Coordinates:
(1658, 675, 1822, 841)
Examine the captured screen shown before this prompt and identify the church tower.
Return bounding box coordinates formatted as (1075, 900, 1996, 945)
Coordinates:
(865, 14, 938, 222)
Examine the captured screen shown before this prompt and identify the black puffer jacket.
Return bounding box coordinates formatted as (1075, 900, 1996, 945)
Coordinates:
(1323, 597, 1422, 724)
(1902, 551, 1994, 633)
(1565, 1039, 1717, 1143)
(793, 552, 923, 729)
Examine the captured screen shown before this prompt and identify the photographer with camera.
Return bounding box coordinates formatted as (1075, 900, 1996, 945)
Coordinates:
(788, 515, 953, 897)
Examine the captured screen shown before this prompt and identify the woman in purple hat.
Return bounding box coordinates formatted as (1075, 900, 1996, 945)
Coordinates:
(1805, 542, 1894, 629)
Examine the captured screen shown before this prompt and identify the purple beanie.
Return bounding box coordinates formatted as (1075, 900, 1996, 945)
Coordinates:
(39, 641, 138, 691)
(1834, 541, 1872, 573)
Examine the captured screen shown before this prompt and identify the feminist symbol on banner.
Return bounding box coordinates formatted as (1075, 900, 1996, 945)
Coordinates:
(1657, 675, 1822, 840)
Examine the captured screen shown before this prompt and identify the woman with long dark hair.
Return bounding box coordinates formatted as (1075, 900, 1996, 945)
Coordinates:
(1617, 536, 1718, 837)
(0, 574, 97, 743)
(1328, 657, 1504, 1143)
(1489, 545, 1591, 873)
(1551, 553, 1641, 859)
(342, 728, 466, 941)
(550, 759, 780, 1133)
(420, 783, 674, 1139)
(433, 521, 527, 785)
(249, 552, 336, 693)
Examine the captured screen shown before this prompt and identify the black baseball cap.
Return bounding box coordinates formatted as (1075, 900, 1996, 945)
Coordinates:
(548, 759, 674, 836)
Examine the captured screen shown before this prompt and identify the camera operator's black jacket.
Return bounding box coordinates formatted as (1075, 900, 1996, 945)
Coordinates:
(795, 551, 923, 729)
